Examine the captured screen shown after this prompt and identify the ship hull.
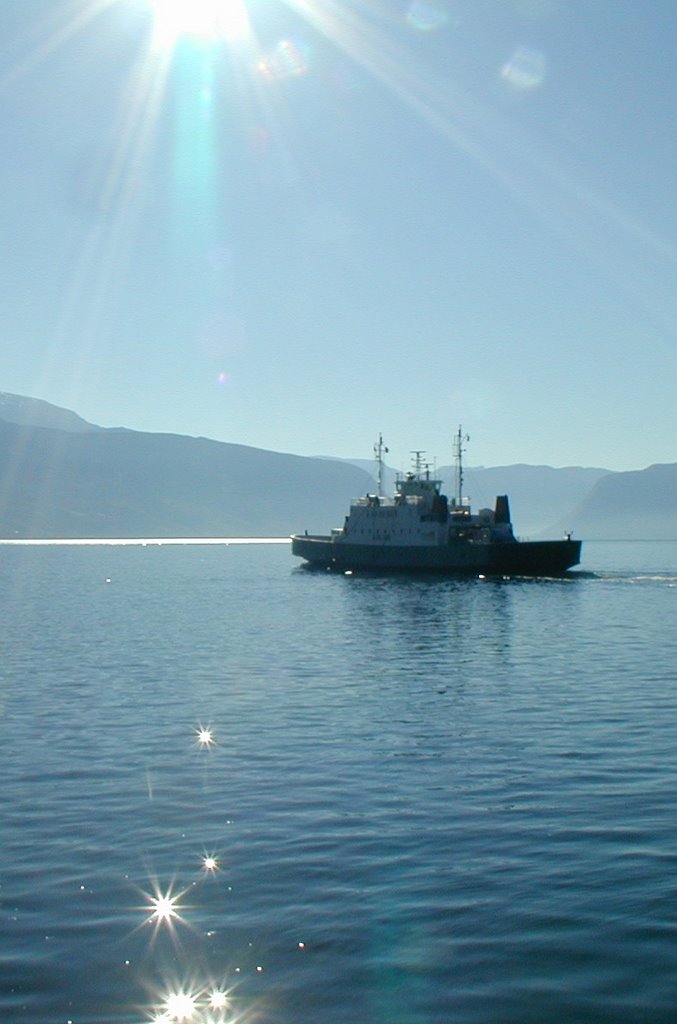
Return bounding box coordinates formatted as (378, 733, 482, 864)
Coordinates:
(291, 535, 582, 576)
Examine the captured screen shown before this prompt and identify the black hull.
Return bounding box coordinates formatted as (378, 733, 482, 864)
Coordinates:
(291, 535, 582, 576)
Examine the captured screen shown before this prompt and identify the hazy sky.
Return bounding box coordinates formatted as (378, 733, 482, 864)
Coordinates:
(1, 0, 676, 471)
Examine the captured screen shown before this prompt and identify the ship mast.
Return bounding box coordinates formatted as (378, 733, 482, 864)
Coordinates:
(411, 451, 426, 476)
(373, 433, 389, 497)
(454, 426, 470, 507)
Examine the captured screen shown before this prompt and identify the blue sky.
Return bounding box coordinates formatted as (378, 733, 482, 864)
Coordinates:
(1, 0, 676, 471)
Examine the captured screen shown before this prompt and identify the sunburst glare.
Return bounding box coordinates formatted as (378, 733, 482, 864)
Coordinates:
(3, 0, 672, 401)
(150, 892, 181, 922)
(208, 987, 229, 1010)
(146, 975, 240, 1022)
(195, 725, 215, 748)
(163, 989, 198, 1020)
(147, 0, 251, 45)
(139, 880, 191, 936)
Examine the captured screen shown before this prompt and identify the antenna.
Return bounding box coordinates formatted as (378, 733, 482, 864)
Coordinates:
(410, 450, 426, 476)
(454, 426, 470, 506)
(373, 433, 389, 497)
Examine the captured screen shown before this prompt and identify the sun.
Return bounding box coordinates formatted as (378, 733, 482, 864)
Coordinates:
(148, 0, 250, 44)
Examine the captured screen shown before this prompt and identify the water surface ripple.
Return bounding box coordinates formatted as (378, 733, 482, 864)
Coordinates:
(1, 541, 676, 1022)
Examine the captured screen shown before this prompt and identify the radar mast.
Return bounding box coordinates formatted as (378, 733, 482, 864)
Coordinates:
(454, 426, 470, 507)
(410, 451, 426, 477)
(373, 433, 389, 497)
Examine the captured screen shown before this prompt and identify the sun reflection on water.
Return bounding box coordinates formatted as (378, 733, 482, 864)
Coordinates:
(150, 891, 182, 923)
(208, 988, 229, 1009)
(147, 977, 239, 1022)
(138, 879, 193, 939)
(195, 725, 215, 748)
(201, 854, 219, 872)
(164, 989, 197, 1020)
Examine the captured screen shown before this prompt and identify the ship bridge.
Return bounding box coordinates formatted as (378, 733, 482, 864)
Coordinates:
(395, 473, 442, 502)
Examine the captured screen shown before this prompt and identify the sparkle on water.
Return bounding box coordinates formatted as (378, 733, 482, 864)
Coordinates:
(208, 988, 229, 1009)
(195, 725, 215, 748)
(149, 889, 182, 923)
(164, 990, 197, 1020)
(148, 978, 235, 1021)
(141, 880, 192, 936)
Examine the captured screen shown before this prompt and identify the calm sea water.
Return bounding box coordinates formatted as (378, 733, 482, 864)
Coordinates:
(1, 540, 677, 1024)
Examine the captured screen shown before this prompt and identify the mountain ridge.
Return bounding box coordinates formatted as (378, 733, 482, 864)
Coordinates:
(0, 393, 674, 539)
(0, 418, 372, 538)
(0, 391, 103, 433)
(551, 463, 677, 539)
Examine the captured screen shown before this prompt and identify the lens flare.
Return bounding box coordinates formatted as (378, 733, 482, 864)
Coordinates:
(406, 0, 450, 32)
(258, 39, 309, 80)
(501, 46, 547, 90)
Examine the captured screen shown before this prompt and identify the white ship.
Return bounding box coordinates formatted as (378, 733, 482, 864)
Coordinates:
(292, 429, 582, 575)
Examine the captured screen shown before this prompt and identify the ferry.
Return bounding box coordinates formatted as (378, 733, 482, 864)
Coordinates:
(291, 429, 582, 575)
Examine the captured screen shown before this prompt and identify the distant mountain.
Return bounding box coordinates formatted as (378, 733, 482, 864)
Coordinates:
(0, 420, 372, 538)
(451, 464, 611, 536)
(1, 392, 671, 539)
(553, 463, 677, 539)
(0, 391, 102, 433)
